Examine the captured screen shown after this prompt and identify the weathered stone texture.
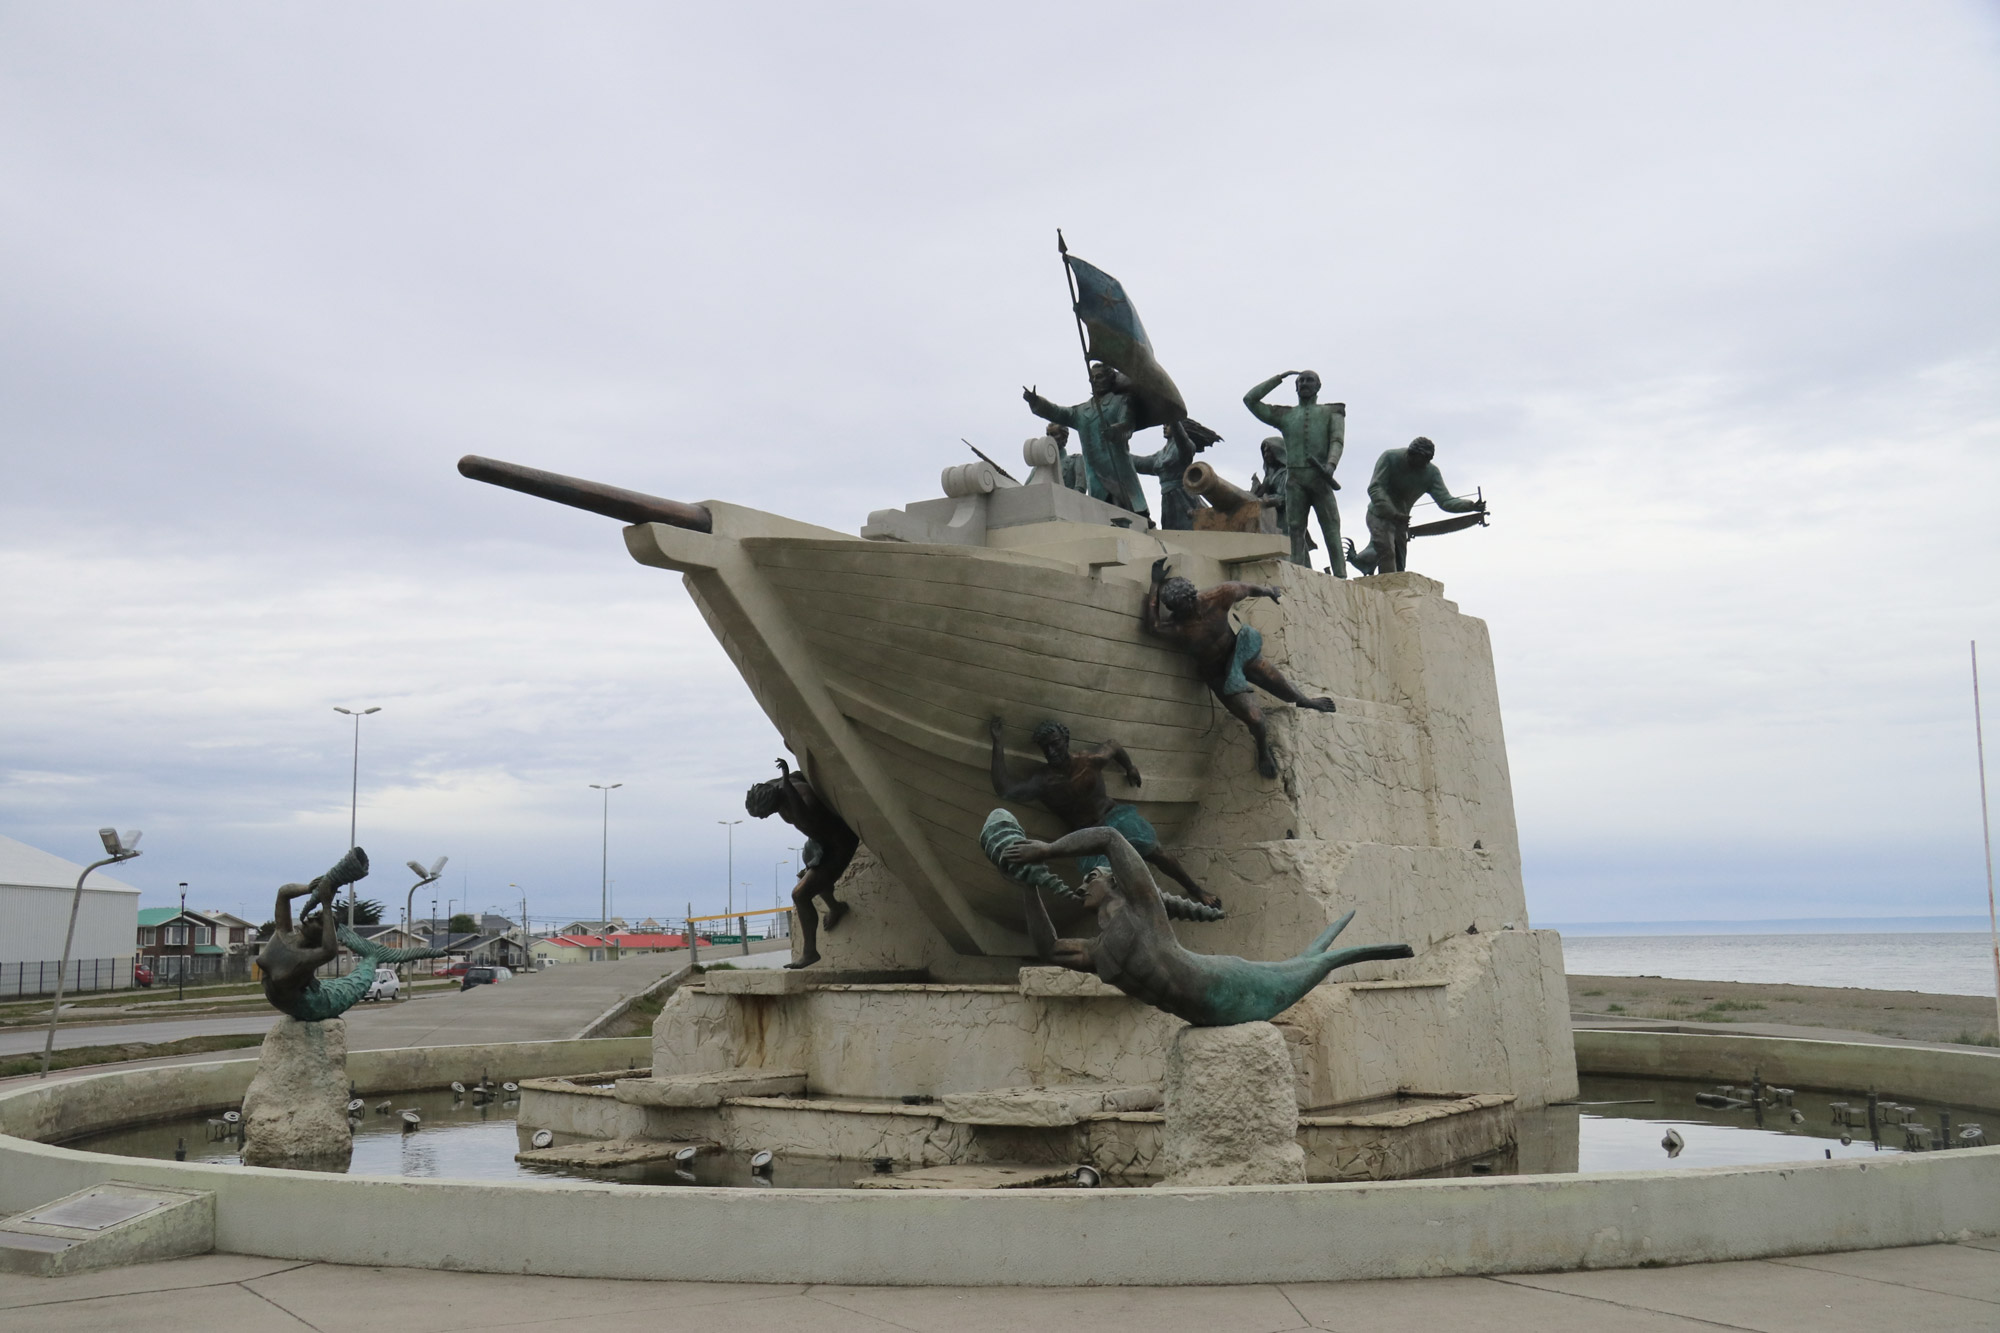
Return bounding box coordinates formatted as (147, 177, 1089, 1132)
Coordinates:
(1157, 1022, 1306, 1187)
(940, 1083, 1159, 1126)
(655, 564, 1577, 1124)
(240, 1016, 352, 1169)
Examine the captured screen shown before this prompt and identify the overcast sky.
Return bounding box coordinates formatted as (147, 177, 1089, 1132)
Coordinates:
(3, 3, 1996, 933)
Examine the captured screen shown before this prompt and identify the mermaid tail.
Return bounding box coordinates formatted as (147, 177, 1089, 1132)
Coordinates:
(337, 925, 453, 967)
(979, 810, 1224, 923)
(1193, 915, 1414, 1026)
(277, 928, 453, 1022)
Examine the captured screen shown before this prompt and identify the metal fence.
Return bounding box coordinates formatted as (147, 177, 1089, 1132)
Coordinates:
(2, 952, 364, 998)
(1, 957, 146, 999)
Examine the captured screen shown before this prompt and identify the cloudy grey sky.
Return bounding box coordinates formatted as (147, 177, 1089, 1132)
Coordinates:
(3, 3, 1996, 932)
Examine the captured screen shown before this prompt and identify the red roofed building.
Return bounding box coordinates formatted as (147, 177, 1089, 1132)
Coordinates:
(607, 931, 701, 954)
(531, 931, 709, 964)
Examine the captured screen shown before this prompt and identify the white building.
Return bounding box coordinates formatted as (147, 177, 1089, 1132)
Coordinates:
(0, 832, 142, 966)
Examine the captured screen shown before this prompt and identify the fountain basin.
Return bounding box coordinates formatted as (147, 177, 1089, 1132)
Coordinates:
(2, 1033, 1995, 1284)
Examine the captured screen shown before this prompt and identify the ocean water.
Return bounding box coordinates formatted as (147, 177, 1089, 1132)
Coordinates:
(1558, 931, 1998, 997)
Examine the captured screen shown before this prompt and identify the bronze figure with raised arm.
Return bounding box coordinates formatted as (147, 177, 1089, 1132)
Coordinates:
(989, 716, 1220, 909)
(255, 848, 449, 1021)
(981, 811, 1411, 1026)
(746, 758, 860, 969)
(1142, 558, 1337, 779)
(1244, 370, 1346, 573)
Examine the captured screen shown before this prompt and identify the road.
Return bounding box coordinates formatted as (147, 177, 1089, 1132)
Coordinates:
(0, 940, 792, 1059)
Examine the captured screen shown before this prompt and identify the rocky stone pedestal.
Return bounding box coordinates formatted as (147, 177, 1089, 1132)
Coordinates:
(240, 1016, 352, 1170)
(1158, 1022, 1305, 1187)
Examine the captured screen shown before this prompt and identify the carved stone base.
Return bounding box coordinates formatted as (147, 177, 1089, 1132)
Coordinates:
(240, 1016, 352, 1170)
(1157, 1022, 1306, 1187)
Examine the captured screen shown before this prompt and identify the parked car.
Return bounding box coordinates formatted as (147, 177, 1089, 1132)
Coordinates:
(132, 963, 154, 987)
(461, 965, 500, 991)
(440, 961, 471, 978)
(363, 967, 400, 1002)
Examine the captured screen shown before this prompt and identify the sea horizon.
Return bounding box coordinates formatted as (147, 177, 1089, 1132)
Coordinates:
(1541, 915, 1992, 937)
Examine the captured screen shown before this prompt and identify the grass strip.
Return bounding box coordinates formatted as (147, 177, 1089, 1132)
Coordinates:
(0, 1032, 266, 1079)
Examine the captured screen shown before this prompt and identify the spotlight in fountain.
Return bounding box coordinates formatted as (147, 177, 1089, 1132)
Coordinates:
(749, 1149, 774, 1174)
(450, 1082, 465, 1095)
(347, 1098, 364, 1113)
(530, 1129, 554, 1149)
(673, 1146, 700, 1164)
(1072, 1165, 1101, 1188)
(503, 1082, 519, 1093)
(401, 1110, 422, 1131)
(1661, 1129, 1685, 1158)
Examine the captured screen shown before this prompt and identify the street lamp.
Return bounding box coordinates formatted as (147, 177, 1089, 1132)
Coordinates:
(717, 819, 742, 917)
(403, 857, 448, 951)
(333, 705, 381, 929)
(41, 828, 141, 1078)
(177, 881, 188, 1002)
(589, 783, 622, 929)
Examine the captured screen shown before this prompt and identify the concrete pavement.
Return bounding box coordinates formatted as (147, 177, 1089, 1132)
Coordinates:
(3, 1240, 1995, 1330)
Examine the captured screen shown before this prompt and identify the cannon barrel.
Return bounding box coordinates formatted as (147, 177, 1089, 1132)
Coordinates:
(1183, 461, 1261, 515)
(457, 455, 714, 533)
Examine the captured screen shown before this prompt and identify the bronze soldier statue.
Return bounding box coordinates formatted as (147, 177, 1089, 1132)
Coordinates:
(1346, 436, 1485, 576)
(746, 759, 859, 969)
(989, 717, 1220, 909)
(1133, 420, 1220, 531)
(1245, 370, 1345, 574)
(1142, 559, 1337, 779)
(1023, 363, 1149, 520)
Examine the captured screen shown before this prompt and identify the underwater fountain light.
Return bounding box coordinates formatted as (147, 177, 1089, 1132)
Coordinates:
(503, 1082, 519, 1093)
(749, 1149, 774, 1174)
(401, 1110, 422, 1130)
(222, 1110, 240, 1124)
(531, 1129, 554, 1149)
(673, 1145, 700, 1164)
(1071, 1165, 1101, 1188)
(451, 1082, 465, 1094)
(1660, 1129, 1685, 1158)
(347, 1098, 364, 1113)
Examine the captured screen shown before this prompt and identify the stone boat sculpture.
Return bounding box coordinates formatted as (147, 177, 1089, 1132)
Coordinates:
(464, 449, 1577, 1177)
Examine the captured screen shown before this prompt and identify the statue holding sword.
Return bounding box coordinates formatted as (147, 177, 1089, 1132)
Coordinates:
(1244, 370, 1347, 574)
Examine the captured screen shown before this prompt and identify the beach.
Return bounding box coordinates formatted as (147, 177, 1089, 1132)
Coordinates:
(1569, 973, 2000, 1046)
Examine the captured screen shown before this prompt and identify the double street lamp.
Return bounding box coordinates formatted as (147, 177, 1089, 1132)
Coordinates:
(404, 857, 448, 952)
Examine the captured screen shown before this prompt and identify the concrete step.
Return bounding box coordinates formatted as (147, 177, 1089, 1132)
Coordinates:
(0, 1182, 212, 1276)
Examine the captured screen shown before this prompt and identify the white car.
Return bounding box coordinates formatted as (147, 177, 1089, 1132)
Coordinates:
(363, 966, 400, 1001)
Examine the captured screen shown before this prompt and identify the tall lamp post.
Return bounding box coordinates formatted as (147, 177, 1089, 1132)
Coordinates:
(176, 881, 188, 1002)
(41, 828, 141, 1078)
(589, 783, 622, 930)
(333, 705, 381, 928)
(717, 819, 742, 918)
